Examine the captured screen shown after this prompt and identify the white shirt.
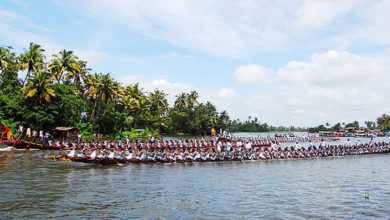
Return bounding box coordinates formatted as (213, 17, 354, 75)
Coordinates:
(245, 142, 252, 150)
(68, 149, 76, 157)
(108, 151, 115, 159)
(126, 152, 133, 160)
(90, 150, 96, 159)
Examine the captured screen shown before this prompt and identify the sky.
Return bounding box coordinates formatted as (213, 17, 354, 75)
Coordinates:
(0, 0, 389, 127)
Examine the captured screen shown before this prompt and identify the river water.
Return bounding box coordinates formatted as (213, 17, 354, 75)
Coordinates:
(1, 138, 390, 219)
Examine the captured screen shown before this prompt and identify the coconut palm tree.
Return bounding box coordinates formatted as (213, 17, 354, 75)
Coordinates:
(22, 71, 55, 104)
(175, 92, 188, 110)
(0, 46, 12, 72)
(149, 89, 168, 115)
(148, 89, 169, 129)
(205, 101, 217, 126)
(125, 83, 144, 100)
(132, 98, 151, 125)
(0, 46, 19, 82)
(187, 90, 199, 109)
(218, 110, 230, 129)
(85, 73, 122, 128)
(48, 50, 79, 83)
(19, 42, 45, 85)
(120, 84, 154, 127)
(66, 60, 90, 91)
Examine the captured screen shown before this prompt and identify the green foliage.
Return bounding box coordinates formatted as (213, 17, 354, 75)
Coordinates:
(345, 120, 360, 129)
(377, 114, 390, 130)
(75, 122, 94, 139)
(1, 43, 389, 137)
(119, 128, 159, 139)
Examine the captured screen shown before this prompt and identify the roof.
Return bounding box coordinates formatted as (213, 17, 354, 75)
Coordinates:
(54, 127, 75, 131)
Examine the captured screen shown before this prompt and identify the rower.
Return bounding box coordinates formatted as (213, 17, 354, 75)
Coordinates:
(345, 138, 351, 147)
(216, 141, 222, 153)
(308, 140, 314, 149)
(245, 141, 252, 152)
(226, 141, 232, 152)
(67, 147, 76, 158)
(126, 151, 133, 160)
(319, 139, 327, 149)
(294, 141, 301, 150)
(89, 150, 97, 160)
(356, 139, 361, 146)
(271, 141, 277, 151)
(108, 149, 115, 159)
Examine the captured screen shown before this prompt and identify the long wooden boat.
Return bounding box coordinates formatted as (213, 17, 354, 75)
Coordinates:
(68, 157, 119, 165)
(0, 139, 15, 146)
(2, 138, 68, 150)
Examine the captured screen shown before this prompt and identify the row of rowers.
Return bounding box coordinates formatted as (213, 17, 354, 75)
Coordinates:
(48, 136, 340, 150)
(65, 141, 390, 161)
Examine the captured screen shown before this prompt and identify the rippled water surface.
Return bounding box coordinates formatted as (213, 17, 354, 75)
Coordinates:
(1, 144, 390, 219)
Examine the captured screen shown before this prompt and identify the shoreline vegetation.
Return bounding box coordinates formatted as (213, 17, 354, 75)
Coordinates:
(1, 43, 390, 138)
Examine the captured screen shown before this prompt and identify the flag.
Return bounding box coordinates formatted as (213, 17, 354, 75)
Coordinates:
(1, 123, 10, 135)
(1, 123, 15, 140)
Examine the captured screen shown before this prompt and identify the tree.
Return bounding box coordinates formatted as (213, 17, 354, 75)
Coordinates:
(218, 110, 230, 130)
(120, 83, 152, 127)
(192, 102, 218, 134)
(377, 114, 390, 130)
(0, 46, 19, 84)
(149, 89, 169, 129)
(85, 73, 122, 129)
(364, 121, 376, 130)
(66, 60, 90, 91)
(175, 92, 188, 111)
(187, 90, 199, 109)
(48, 50, 79, 83)
(171, 92, 189, 132)
(149, 89, 168, 114)
(22, 71, 56, 104)
(345, 121, 360, 128)
(331, 123, 342, 131)
(19, 42, 45, 85)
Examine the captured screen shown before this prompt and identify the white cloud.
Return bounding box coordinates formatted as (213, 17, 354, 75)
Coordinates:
(277, 50, 384, 86)
(151, 79, 171, 86)
(234, 64, 273, 84)
(217, 88, 237, 99)
(73, 1, 295, 57)
(325, 1, 390, 50)
(0, 9, 19, 19)
(293, 0, 356, 30)
(232, 50, 390, 126)
(72, 0, 390, 58)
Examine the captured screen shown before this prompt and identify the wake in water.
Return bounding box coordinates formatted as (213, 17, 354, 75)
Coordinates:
(0, 146, 14, 152)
